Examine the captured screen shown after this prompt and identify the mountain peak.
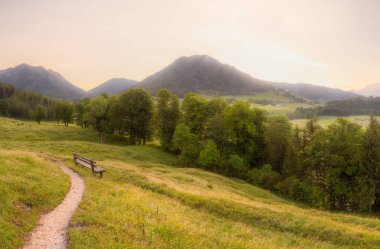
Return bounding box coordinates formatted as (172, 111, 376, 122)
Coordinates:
(139, 55, 273, 97)
(0, 64, 85, 99)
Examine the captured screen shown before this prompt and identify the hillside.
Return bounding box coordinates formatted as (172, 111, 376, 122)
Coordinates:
(1, 117, 380, 248)
(0, 64, 85, 99)
(271, 82, 361, 102)
(139, 55, 274, 96)
(356, 82, 380, 97)
(87, 78, 137, 97)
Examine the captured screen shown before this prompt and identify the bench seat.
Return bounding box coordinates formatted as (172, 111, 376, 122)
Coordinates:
(73, 153, 106, 178)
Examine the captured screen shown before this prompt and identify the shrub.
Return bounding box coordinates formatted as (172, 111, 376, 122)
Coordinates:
(224, 154, 247, 177)
(199, 140, 221, 171)
(248, 164, 281, 190)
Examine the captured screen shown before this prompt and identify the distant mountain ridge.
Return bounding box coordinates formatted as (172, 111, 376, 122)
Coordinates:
(138, 55, 274, 97)
(87, 78, 137, 97)
(0, 64, 85, 99)
(355, 82, 380, 97)
(0, 58, 363, 101)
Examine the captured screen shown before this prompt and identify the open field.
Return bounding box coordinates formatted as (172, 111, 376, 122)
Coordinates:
(291, 115, 380, 128)
(1, 117, 380, 248)
(219, 93, 314, 115)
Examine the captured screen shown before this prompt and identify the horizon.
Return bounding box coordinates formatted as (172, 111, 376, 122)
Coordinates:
(1, 0, 379, 91)
(1, 56, 377, 93)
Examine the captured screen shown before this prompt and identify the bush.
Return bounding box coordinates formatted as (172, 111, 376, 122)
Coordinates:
(224, 154, 247, 177)
(275, 176, 324, 207)
(199, 140, 221, 171)
(248, 164, 281, 190)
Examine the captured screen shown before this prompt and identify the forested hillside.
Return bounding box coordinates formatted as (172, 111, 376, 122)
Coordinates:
(294, 97, 380, 118)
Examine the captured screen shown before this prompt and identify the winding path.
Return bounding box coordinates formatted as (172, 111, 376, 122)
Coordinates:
(23, 162, 85, 249)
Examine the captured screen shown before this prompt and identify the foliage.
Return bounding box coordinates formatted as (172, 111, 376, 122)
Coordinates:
(55, 102, 74, 126)
(156, 89, 180, 151)
(199, 140, 221, 171)
(118, 88, 154, 144)
(173, 123, 199, 165)
(31, 105, 47, 124)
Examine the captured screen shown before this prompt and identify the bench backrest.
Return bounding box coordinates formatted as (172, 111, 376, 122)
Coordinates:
(73, 153, 96, 171)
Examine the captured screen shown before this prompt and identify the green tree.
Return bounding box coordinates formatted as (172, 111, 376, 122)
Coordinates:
(199, 140, 221, 171)
(362, 116, 380, 210)
(55, 102, 73, 126)
(224, 154, 247, 177)
(305, 119, 368, 211)
(223, 101, 259, 164)
(182, 93, 209, 135)
(264, 115, 292, 173)
(88, 95, 110, 144)
(156, 89, 180, 150)
(119, 88, 154, 145)
(32, 105, 47, 124)
(173, 123, 199, 165)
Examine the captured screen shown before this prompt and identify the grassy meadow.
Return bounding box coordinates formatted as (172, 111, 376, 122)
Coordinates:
(291, 115, 379, 128)
(0, 150, 70, 248)
(1, 117, 380, 248)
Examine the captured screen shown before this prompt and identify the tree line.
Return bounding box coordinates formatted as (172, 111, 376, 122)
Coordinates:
(293, 96, 380, 118)
(2, 84, 380, 213)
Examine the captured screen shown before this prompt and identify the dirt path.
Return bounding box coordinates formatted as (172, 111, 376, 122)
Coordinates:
(23, 162, 85, 249)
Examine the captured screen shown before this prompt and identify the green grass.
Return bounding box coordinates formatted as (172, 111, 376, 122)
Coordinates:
(291, 115, 379, 128)
(0, 150, 70, 249)
(1, 117, 380, 248)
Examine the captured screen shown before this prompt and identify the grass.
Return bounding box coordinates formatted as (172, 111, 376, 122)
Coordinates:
(291, 115, 380, 128)
(1, 117, 380, 248)
(0, 150, 70, 249)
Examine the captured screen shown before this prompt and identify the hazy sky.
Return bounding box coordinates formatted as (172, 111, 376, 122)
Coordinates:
(0, 0, 379, 90)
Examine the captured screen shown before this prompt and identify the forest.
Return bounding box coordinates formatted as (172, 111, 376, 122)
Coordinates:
(294, 96, 380, 118)
(1, 83, 380, 213)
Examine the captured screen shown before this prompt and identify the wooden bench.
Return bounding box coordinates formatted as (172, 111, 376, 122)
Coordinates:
(73, 153, 106, 178)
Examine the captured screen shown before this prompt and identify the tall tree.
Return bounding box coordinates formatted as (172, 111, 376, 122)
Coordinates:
(199, 140, 221, 171)
(362, 116, 380, 210)
(223, 101, 259, 165)
(156, 89, 180, 151)
(119, 88, 154, 145)
(88, 95, 110, 144)
(31, 105, 47, 124)
(55, 102, 73, 126)
(182, 93, 209, 135)
(264, 115, 292, 173)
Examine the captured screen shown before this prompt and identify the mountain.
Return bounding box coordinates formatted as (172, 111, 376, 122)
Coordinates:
(271, 82, 361, 102)
(355, 82, 380, 97)
(139, 55, 274, 96)
(0, 64, 85, 99)
(87, 78, 138, 97)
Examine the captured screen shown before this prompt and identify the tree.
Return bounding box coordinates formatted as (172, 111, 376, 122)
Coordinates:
(55, 102, 73, 126)
(264, 115, 292, 173)
(199, 140, 221, 171)
(108, 98, 125, 136)
(207, 98, 227, 117)
(224, 154, 247, 177)
(223, 101, 259, 164)
(156, 89, 180, 150)
(173, 123, 199, 165)
(32, 105, 47, 124)
(74, 102, 86, 127)
(182, 93, 209, 135)
(305, 119, 368, 211)
(88, 95, 110, 144)
(119, 88, 154, 144)
(0, 99, 10, 116)
(362, 116, 380, 210)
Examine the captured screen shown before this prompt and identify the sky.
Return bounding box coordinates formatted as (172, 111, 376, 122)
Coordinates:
(0, 0, 379, 91)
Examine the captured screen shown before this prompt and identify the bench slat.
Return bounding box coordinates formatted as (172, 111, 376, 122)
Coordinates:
(73, 153, 106, 178)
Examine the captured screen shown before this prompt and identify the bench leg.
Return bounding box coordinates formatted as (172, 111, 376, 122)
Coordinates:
(100, 172, 103, 178)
